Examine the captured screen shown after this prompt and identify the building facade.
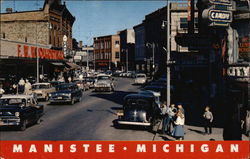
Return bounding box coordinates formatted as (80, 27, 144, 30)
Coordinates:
(134, 23, 146, 73)
(93, 35, 120, 70)
(118, 29, 135, 72)
(0, 0, 75, 81)
(0, 0, 75, 52)
(74, 45, 94, 70)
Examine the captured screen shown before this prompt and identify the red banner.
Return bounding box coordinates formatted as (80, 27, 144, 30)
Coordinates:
(0, 141, 249, 159)
(17, 44, 64, 60)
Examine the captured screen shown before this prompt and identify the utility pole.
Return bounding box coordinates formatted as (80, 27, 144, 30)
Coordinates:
(36, 0, 39, 83)
(124, 49, 128, 73)
(166, 0, 171, 106)
(86, 47, 89, 72)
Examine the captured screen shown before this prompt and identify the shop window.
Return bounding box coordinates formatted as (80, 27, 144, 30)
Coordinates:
(115, 52, 120, 58)
(180, 18, 188, 29)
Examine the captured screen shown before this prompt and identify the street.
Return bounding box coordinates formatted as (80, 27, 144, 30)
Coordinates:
(1, 78, 248, 141)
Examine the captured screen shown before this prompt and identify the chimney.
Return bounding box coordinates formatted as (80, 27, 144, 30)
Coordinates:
(6, 8, 13, 13)
(79, 41, 83, 48)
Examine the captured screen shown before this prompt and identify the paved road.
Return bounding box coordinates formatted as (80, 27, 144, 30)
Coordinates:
(0, 78, 248, 141)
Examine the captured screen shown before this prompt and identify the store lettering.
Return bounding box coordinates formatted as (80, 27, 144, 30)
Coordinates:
(17, 44, 64, 60)
(227, 67, 249, 77)
(210, 12, 230, 20)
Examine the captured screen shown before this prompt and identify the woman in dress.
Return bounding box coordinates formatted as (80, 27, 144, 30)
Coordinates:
(172, 110, 185, 140)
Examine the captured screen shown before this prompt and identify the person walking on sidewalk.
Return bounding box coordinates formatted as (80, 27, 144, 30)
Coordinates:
(203, 106, 213, 135)
(161, 101, 168, 134)
(172, 110, 185, 140)
(165, 104, 177, 134)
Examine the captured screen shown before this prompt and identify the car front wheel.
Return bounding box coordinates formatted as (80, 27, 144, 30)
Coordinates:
(71, 98, 75, 105)
(19, 120, 27, 131)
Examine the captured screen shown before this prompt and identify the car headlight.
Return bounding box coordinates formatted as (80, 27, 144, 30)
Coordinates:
(49, 94, 52, 97)
(15, 112, 20, 117)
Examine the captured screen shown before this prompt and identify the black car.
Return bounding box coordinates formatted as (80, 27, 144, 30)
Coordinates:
(48, 83, 82, 105)
(116, 94, 161, 132)
(0, 95, 44, 131)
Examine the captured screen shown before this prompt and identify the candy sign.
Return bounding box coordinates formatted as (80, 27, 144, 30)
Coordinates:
(209, 10, 232, 22)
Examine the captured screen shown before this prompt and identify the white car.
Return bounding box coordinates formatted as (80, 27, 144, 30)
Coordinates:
(32, 83, 55, 100)
(94, 74, 114, 92)
(134, 74, 147, 85)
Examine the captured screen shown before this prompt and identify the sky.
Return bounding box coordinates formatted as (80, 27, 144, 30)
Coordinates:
(0, 0, 166, 45)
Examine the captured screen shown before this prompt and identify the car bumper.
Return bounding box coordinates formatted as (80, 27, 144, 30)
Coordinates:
(0, 118, 20, 126)
(117, 120, 151, 126)
(49, 98, 71, 103)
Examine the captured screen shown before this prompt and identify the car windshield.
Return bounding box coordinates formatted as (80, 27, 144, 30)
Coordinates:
(32, 84, 49, 89)
(0, 98, 26, 107)
(97, 76, 110, 80)
(56, 85, 73, 91)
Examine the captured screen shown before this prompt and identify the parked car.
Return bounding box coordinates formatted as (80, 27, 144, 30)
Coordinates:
(32, 83, 56, 101)
(115, 93, 161, 131)
(0, 94, 44, 131)
(48, 83, 82, 105)
(73, 80, 90, 91)
(134, 73, 147, 85)
(94, 74, 114, 92)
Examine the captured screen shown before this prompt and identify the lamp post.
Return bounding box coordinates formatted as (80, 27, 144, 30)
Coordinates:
(161, 0, 171, 106)
(146, 42, 155, 77)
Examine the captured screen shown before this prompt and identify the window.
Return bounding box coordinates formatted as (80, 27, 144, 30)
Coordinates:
(180, 18, 188, 29)
(115, 41, 119, 45)
(25, 37, 27, 42)
(2, 33, 5, 39)
(115, 52, 120, 58)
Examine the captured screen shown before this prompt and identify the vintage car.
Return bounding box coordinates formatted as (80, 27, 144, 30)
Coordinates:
(32, 83, 55, 101)
(94, 74, 114, 92)
(134, 73, 147, 85)
(0, 95, 44, 131)
(73, 79, 90, 91)
(48, 83, 82, 105)
(116, 94, 161, 131)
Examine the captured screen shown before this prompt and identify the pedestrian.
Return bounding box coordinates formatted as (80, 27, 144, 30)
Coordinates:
(161, 101, 168, 134)
(63, 70, 69, 83)
(177, 104, 185, 116)
(24, 79, 32, 95)
(203, 106, 213, 135)
(18, 78, 25, 94)
(172, 110, 185, 140)
(164, 104, 177, 134)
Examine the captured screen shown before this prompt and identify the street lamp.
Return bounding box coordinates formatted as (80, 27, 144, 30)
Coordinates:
(146, 42, 155, 77)
(161, 0, 171, 106)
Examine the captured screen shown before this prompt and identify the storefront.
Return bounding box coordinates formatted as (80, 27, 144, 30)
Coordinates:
(0, 39, 65, 81)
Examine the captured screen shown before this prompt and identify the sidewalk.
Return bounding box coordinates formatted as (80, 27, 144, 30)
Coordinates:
(156, 125, 249, 141)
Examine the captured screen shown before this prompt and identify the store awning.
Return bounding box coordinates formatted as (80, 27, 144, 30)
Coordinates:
(66, 62, 81, 70)
(50, 62, 65, 66)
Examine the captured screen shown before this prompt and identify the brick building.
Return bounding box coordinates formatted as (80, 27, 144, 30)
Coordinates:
(0, 0, 75, 81)
(93, 35, 120, 70)
(0, 0, 75, 52)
